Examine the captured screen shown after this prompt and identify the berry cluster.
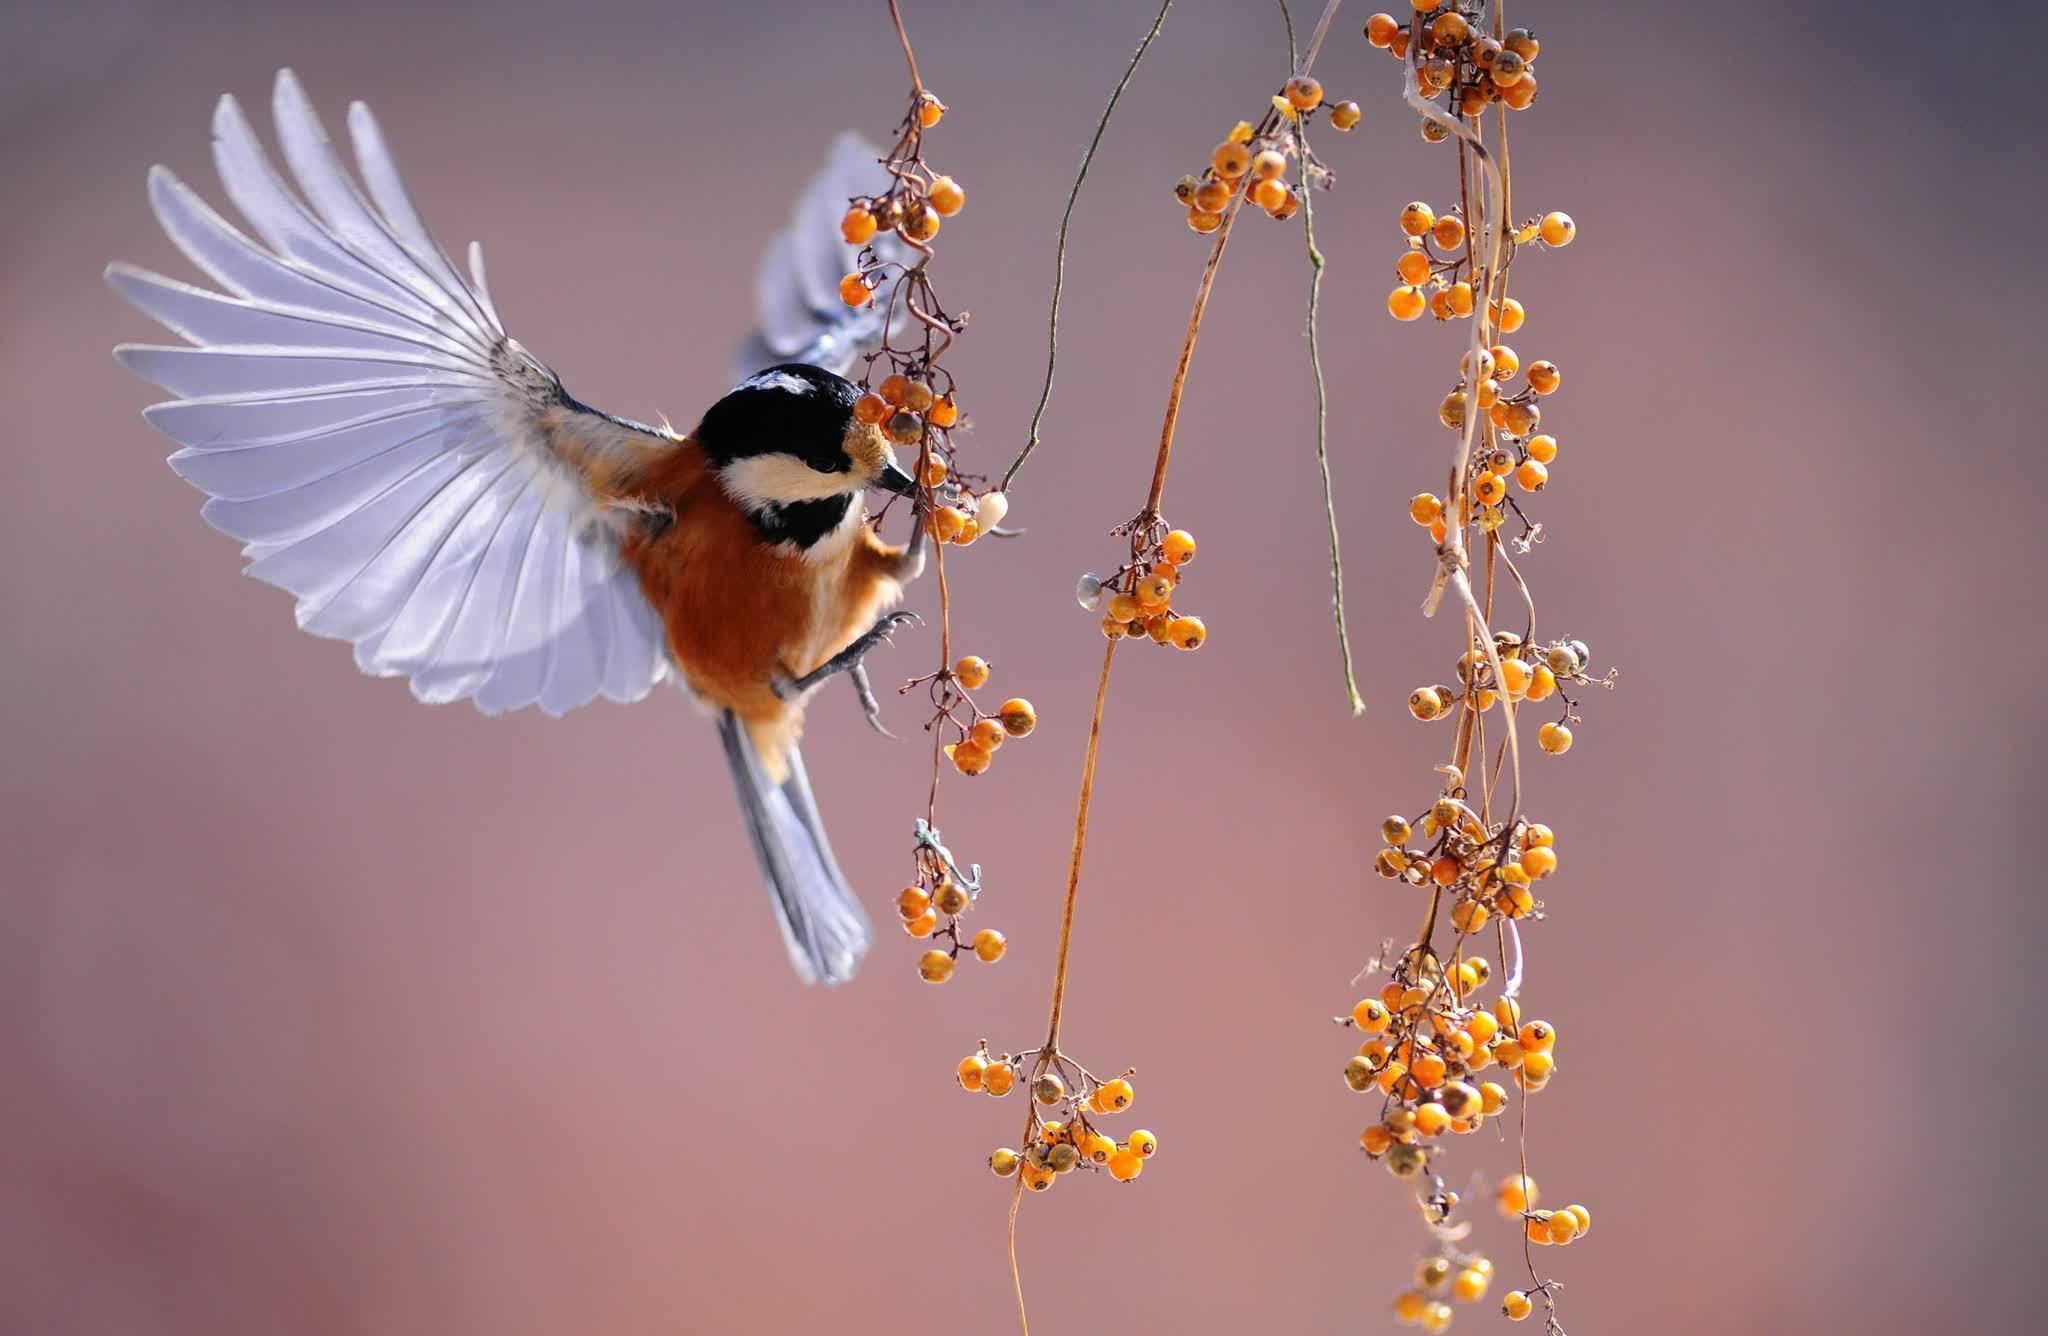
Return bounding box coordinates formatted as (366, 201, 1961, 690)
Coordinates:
(1370, 798, 1563, 935)
(1075, 524, 1206, 651)
(1402, 634, 1606, 758)
(964, 1046, 1153, 1191)
(1173, 75, 1359, 234)
(1367, 6, 1545, 133)
(1393, 1249, 1503, 1332)
(1387, 198, 1572, 328)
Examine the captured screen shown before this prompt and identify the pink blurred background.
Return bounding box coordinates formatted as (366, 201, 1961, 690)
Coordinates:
(2, 1, 2038, 1332)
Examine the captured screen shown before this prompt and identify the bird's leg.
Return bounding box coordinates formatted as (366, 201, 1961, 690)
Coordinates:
(785, 610, 923, 703)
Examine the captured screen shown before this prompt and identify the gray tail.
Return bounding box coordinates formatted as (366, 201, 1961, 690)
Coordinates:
(715, 710, 872, 985)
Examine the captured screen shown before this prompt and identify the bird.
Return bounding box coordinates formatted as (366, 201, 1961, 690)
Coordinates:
(107, 69, 935, 986)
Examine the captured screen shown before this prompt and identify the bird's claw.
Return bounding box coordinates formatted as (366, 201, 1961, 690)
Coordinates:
(850, 663, 895, 738)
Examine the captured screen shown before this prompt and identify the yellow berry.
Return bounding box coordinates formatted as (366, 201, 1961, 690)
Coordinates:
(954, 655, 990, 689)
(1394, 1290, 1428, 1323)
(1493, 296, 1526, 332)
(990, 1146, 1020, 1176)
(983, 1062, 1016, 1096)
(1502, 1291, 1534, 1321)
(1400, 201, 1436, 237)
(1408, 687, 1445, 721)
(1453, 1268, 1489, 1302)
(904, 909, 938, 938)
(972, 928, 1007, 962)
(958, 1055, 987, 1091)
(1106, 1150, 1144, 1181)
(918, 949, 955, 983)
(1389, 285, 1427, 321)
(1020, 1160, 1055, 1192)
(1539, 211, 1576, 246)
(1251, 149, 1289, 180)
(1162, 529, 1198, 565)
(841, 206, 878, 245)
(998, 698, 1037, 737)
(1537, 721, 1574, 754)
(950, 740, 992, 775)
(1409, 492, 1444, 526)
(1098, 1078, 1134, 1112)
(1169, 615, 1207, 650)
(1526, 433, 1557, 463)
(1526, 360, 1561, 395)
(1516, 459, 1549, 492)
(1564, 1203, 1592, 1236)
(927, 175, 965, 216)
(1128, 1128, 1158, 1157)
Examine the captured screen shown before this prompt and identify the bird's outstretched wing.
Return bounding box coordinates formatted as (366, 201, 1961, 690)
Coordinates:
(110, 69, 673, 717)
(734, 132, 912, 380)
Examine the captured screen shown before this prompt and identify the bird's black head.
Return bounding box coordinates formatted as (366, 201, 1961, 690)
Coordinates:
(696, 365, 916, 532)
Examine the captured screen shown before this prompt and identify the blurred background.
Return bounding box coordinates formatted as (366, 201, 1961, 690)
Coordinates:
(2, 0, 2039, 1332)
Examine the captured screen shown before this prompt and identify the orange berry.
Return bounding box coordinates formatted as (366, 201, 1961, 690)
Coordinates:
(1106, 1150, 1144, 1181)
(1498, 1173, 1538, 1215)
(1474, 472, 1508, 507)
(1330, 100, 1362, 130)
(950, 740, 992, 776)
(1526, 433, 1557, 464)
(1187, 208, 1224, 235)
(905, 909, 938, 938)
(982, 1062, 1016, 1097)
(1546, 1210, 1579, 1244)
(990, 1147, 1021, 1176)
(1251, 177, 1289, 212)
(970, 718, 1006, 753)
(841, 206, 878, 245)
(1502, 72, 1539, 110)
(853, 391, 890, 426)
(878, 373, 911, 405)
(1517, 1021, 1556, 1053)
(1453, 1268, 1489, 1302)
(1447, 281, 1475, 316)
(927, 176, 965, 216)
(1353, 998, 1392, 1032)
(1431, 214, 1466, 250)
(1098, 1078, 1134, 1112)
(838, 272, 870, 307)
(1366, 13, 1400, 47)
(1493, 296, 1526, 332)
(1516, 459, 1549, 491)
(1503, 1291, 1534, 1321)
(1564, 1203, 1592, 1235)
(972, 928, 1007, 963)
(1398, 249, 1433, 285)
(1527, 360, 1561, 395)
(1400, 200, 1436, 237)
(1537, 721, 1573, 755)
(928, 394, 959, 429)
(1194, 178, 1233, 212)
(1539, 211, 1576, 247)
(1409, 687, 1446, 721)
(1162, 529, 1197, 565)
(958, 1055, 987, 1091)
(917, 93, 947, 127)
(898, 206, 941, 243)
(918, 949, 954, 983)
(953, 655, 990, 689)
(1521, 845, 1558, 879)
(1430, 11, 1470, 44)
(1020, 1161, 1055, 1192)
(997, 698, 1036, 737)
(1408, 493, 1444, 527)
(1168, 616, 1207, 650)
(1518, 1050, 1556, 1084)
(1212, 141, 1252, 177)
(1412, 1053, 1448, 1088)
(1284, 75, 1323, 110)
(897, 886, 932, 920)
(1389, 285, 1427, 321)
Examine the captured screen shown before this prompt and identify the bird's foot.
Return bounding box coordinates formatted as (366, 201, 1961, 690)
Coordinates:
(788, 611, 923, 718)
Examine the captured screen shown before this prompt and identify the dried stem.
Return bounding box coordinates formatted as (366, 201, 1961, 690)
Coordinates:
(1003, 0, 1178, 494)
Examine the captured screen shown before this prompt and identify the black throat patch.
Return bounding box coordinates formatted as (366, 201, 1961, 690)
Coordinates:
(748, 493, 854, 550)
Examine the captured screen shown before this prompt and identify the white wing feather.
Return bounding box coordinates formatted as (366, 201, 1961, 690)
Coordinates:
(736, 132, 911, 378)
(112, 69, 672, 716)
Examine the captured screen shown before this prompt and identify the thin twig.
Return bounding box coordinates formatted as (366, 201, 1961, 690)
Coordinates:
(1003, 0, 1177, 493)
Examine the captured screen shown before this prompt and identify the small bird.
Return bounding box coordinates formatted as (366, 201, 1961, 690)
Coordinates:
(108, 70, 934, 984)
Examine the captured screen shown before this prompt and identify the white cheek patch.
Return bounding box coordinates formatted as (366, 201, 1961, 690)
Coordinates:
(743, 370, 817, 396)
(721, 452, 855, 507)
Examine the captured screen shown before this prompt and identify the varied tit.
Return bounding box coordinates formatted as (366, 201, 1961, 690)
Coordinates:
(107, 70, 938, 984)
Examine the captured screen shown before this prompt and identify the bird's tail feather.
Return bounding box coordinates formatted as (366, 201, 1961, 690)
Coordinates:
(715, 710, 872, 985)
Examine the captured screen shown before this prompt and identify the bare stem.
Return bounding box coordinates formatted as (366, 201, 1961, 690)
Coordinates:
(1003, 0, 1178, 494)
(1043, 637, 1118, 1049)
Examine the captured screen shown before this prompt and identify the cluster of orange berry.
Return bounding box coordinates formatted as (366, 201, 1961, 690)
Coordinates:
(1372, 791, 1561, 929)
(898, 799, 1009, 986)
(1172, 75, 1359, 234)
(1076, 526, 1206, 650)
(1393, 1250, 1501, 1332)
(1499, 1173, 1592, 1266)
(1401, 634, 1600, 757)
(1386, 201, 1574, 327)
(965, 1047, 1153, 1190)
(850, 372, 1008, 548)
(837, 91, 955, 271)
(1366, 5, 1545, 133)
(933, 654, 1038, 778)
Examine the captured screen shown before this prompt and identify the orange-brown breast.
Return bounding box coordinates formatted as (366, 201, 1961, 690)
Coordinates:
(619, 443, 909, 774)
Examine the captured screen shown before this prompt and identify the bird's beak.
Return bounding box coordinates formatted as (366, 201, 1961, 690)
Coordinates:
(873, 457, 919, 498)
